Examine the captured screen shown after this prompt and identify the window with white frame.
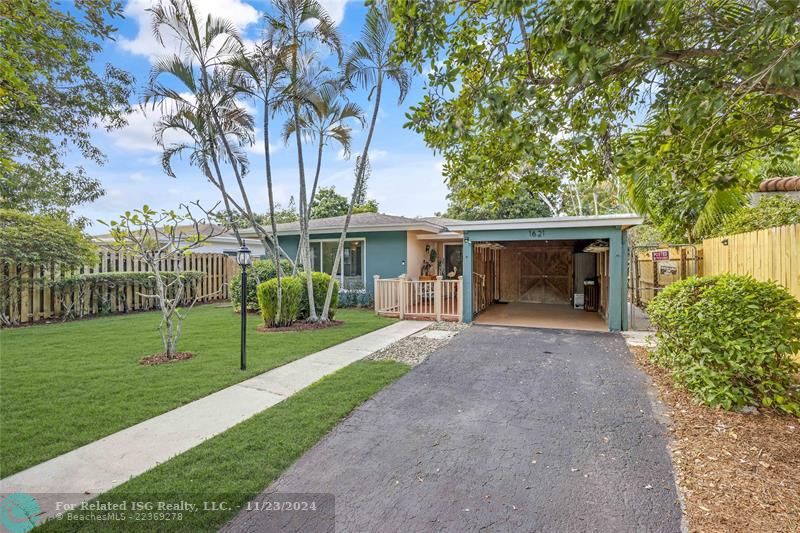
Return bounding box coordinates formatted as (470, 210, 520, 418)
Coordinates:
(309, 239, 366, 291)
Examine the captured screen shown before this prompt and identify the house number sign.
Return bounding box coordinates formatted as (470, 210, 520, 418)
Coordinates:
(528, 229, 545, 238)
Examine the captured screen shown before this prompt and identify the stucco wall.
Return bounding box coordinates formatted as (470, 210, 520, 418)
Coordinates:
(275, 231, 408, 293)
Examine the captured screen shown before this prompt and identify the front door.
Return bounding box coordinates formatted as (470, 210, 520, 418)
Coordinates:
(444, 244, 463, 279)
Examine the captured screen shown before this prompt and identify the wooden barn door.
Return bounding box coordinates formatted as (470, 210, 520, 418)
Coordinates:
(517, 247, 573, 304)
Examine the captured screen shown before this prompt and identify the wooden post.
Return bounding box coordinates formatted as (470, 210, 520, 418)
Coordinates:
(373, 275, 380, 315)
(457, 275, 463, 322)
(434, 275, 442, 321)
(398, 274, 406, 320)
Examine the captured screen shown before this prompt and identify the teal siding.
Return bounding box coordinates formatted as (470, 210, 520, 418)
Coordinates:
(272, 231, 407, 294)
(463, 225, 630, 331)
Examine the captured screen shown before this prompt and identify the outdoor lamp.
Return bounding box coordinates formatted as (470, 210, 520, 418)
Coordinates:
(237, 244, 251, 370)
(236, 245, 252, 267)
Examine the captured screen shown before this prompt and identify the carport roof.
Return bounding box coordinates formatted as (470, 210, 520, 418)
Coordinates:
(447, 213, 643, 232)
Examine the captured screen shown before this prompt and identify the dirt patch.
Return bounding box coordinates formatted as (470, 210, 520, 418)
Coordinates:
(630, 346, 800, 533)
(256, 320, 344, 333)
(139, 352, 194, 365)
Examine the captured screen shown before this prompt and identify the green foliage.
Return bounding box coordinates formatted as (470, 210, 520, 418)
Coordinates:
(712, 196, 800, 237)
(0, 208, 96, 267)
(310, 186, 378, 219)
(648, 275, 800, 415)
(0, 0, 133, 218)
(441, 180, 552, 220)
(50, 271, 205, 292)
(305, 271, 338, 320)
(230, 259, 293, 312)
(390, 0, 800, 240)
(213, 199, 300, 230)
(257, 276, 304, 327)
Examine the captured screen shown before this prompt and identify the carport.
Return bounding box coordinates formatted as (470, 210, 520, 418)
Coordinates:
(450, 215, 642, 331)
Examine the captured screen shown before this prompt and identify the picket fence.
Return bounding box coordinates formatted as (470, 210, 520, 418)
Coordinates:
(1, 252, 237, 325)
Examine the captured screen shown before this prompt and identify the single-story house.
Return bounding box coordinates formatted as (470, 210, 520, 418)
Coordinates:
(228, 212, 642, 332)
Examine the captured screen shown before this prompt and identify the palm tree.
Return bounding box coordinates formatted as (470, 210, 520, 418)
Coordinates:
(282, 78, 365, 266)
(228, 40, 291, 323)
(147, 0, 285, 261)
(319, 4, 410, 320)
(265, 0, 341, 321)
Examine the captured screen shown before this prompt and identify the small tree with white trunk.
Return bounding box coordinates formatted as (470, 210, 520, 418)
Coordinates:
(100, 203, 223, 359)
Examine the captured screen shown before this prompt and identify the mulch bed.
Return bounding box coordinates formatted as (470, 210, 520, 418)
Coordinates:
(629, 346, 800, 533)
(139, 352, 195, 366)
(256, 320, 344, 333)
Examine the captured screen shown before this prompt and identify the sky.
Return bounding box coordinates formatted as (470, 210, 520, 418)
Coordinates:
(74, 0, 450, 233)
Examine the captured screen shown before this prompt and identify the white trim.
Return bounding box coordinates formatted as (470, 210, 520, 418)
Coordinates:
(446, 214, 644, 231)
(415, 231, 463, 241)
(309, 237, 367, 290)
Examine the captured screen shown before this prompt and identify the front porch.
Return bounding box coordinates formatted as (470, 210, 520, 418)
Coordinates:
(374, 276, 463, 321)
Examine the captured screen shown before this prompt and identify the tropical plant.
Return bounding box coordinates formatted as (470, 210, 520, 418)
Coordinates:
(319, 4, 410, 320)
(648, 275, 800, 416)
(265, 0, 342, 321)
(711, 195, 800, 237)
(100, 204, 223, 358)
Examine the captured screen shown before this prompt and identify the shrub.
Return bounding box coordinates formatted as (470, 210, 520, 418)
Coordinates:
(712, 195, 800, 237)
(256, 276, 304, 327)
(648, 274, 800, 415)
(230, 259, 293, 312)
(299, 272, 339, 320)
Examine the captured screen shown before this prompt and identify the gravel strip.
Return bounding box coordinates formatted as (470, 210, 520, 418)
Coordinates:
(368, 321, 469, 366)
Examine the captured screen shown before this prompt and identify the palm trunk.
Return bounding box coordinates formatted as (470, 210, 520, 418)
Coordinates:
(293, 135, 325, 276)
(263, 97, 282, 325)
(320, 77, 383, 320)
(293, 100, 318, 320)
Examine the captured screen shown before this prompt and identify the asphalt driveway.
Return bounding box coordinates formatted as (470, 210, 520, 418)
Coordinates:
(224, 325, 683, 532)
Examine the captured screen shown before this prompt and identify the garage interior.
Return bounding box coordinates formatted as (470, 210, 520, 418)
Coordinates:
(471, 240, 611, 332)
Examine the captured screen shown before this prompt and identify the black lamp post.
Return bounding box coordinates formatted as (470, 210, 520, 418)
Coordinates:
(236, 244, 252, 370)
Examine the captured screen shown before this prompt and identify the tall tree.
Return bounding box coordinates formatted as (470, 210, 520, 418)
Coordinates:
(320, 4, 410, 320)
(310, 186, 378, 219)
(390, 0, 800, 241)
(265, 0, 341, 321)
(0, 0, 133, 219)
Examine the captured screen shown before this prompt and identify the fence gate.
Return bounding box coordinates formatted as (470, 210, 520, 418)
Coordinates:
(628, 244, 702, 330)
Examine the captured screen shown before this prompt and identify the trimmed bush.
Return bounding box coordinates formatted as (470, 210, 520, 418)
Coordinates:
(648, 274, 800, 415)
(256, 276, 304, 327)
(301, 271, 339, 320)
(230, 259, 293, 312)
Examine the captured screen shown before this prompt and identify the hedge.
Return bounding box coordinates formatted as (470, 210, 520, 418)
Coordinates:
(648, 274, 800, 415)
(256, 272, 339, 327)
(230, 259, 293, 312)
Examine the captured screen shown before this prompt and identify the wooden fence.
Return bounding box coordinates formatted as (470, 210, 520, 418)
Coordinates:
(703, 223, 800, 300)
(1, 252, 237, 325)
(374, 275, 462, 321)
(632, 245, 704, 306)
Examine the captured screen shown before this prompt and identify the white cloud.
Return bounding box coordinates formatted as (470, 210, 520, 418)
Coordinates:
(336, 147, 386, 161)
(107, 102, 195, 154)
(318, 0, 352, 25)
(119, 0, 259, 61)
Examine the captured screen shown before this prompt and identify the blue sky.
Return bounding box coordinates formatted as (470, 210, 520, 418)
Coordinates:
(75, 0, 449, 233)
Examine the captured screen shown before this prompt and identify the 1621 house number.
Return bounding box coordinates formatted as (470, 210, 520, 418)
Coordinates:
(529, 229, 545, 238)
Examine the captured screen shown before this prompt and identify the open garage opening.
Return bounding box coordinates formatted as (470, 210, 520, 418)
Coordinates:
(471, 239, 611, 332)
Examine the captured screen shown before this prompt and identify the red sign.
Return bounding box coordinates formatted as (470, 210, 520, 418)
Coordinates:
(651, 250, 670, 261)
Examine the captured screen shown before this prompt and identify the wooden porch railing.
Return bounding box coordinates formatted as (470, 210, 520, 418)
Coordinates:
(374, 275, 462, 321)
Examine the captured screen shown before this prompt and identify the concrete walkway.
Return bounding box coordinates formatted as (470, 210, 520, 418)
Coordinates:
(0, 320, 430, 520)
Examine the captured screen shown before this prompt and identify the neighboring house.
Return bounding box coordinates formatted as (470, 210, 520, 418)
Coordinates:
(231, 212, 642, 332)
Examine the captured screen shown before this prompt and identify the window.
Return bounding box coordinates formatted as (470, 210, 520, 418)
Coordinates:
(308, 239, 366, 291)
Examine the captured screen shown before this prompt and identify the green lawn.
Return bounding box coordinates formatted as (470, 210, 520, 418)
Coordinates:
(0, 306, 395, 477)
(38, 360, 409, 532)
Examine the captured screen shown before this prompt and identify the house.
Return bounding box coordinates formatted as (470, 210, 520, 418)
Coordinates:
(229, 212, 641, 331)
